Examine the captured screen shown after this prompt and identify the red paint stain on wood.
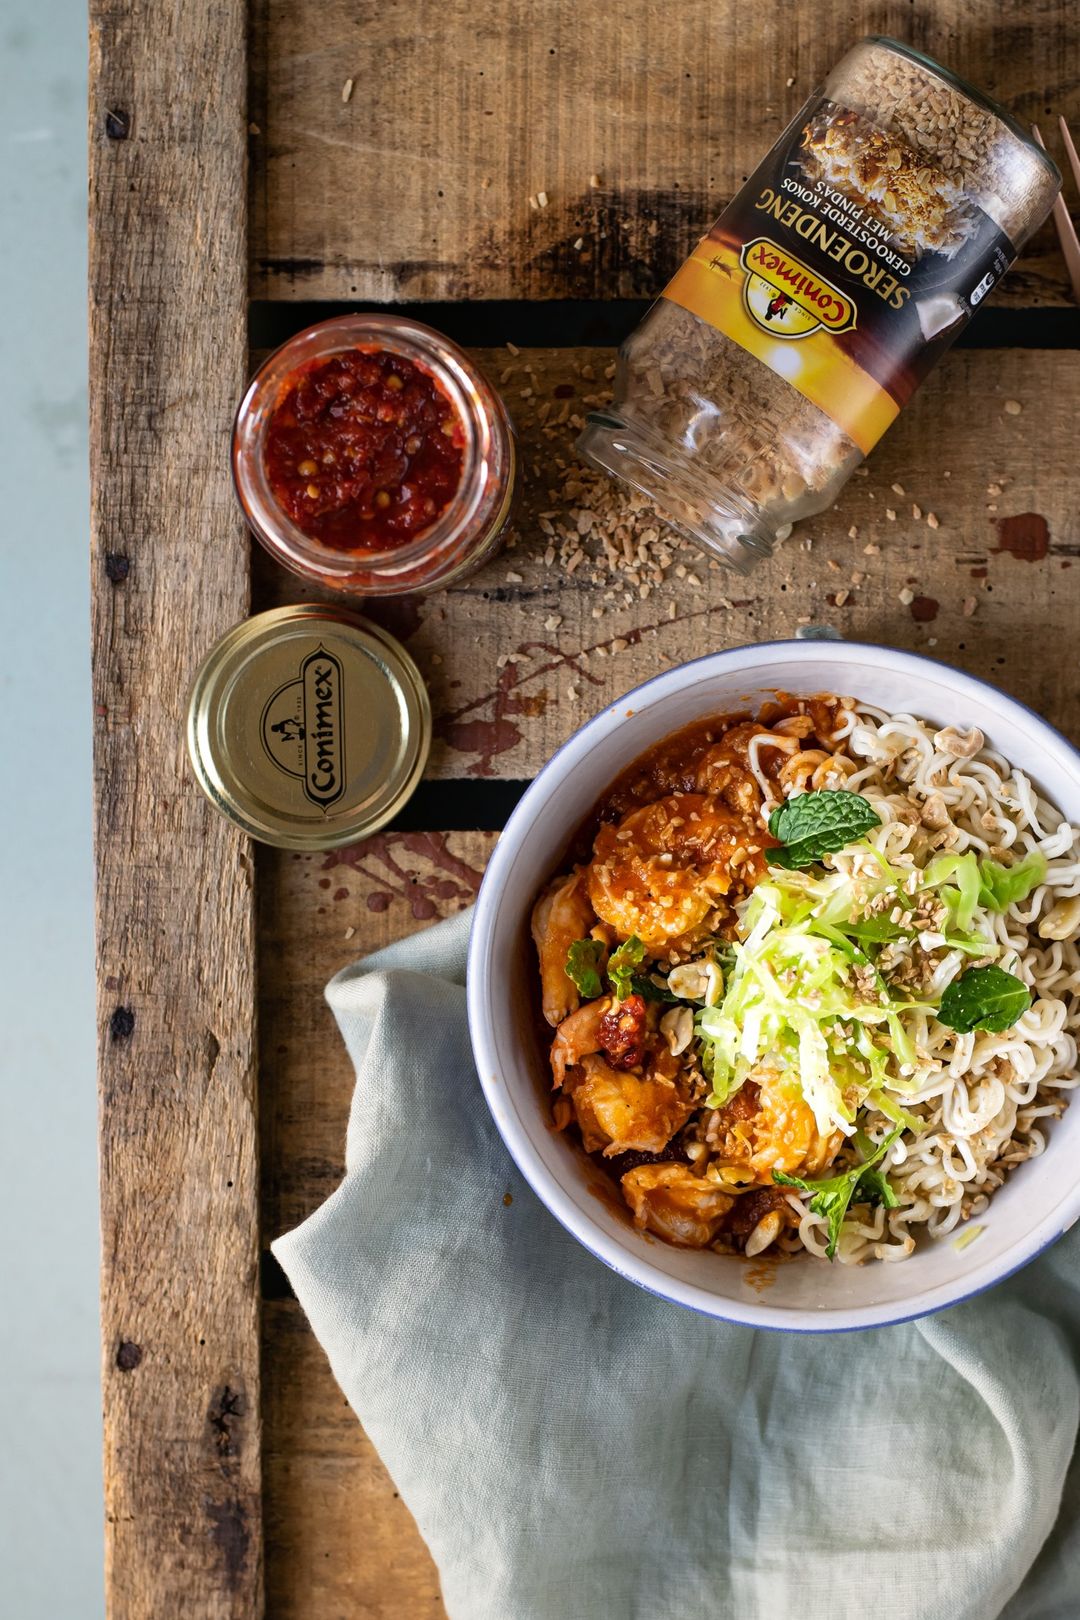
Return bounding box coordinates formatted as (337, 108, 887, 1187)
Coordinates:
(325, 830, 486, 920)
(910, 595, 939, 623)
(439, 714, 524, 775)
(438, 665, 552, 776)
(994, 512, 1049, 562)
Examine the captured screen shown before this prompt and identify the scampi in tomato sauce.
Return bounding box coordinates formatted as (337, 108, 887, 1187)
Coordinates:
(531, 697, 853, 1259)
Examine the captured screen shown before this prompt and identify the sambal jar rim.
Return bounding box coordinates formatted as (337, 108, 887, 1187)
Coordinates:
(232, 313, 513, 594)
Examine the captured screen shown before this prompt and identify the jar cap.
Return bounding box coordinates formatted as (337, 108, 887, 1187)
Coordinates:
(187, 605, 431, 849)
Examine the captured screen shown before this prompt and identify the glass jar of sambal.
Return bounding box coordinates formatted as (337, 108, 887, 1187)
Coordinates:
(233, 314, 516, 595)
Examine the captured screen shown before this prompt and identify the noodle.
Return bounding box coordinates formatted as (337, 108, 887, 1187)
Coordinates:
(792, 702, 1080, 1264)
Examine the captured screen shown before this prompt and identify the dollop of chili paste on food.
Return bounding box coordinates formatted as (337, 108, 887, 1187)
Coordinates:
(263, 348, 465, 551)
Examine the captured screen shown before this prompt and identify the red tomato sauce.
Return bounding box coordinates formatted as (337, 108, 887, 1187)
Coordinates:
(262, 348, 465, 552)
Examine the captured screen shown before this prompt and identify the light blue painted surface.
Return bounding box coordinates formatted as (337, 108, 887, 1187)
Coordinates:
(0, 0, 104, 1612)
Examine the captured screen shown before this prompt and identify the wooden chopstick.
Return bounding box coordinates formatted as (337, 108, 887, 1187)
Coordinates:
(1032, 120, 1080, 306)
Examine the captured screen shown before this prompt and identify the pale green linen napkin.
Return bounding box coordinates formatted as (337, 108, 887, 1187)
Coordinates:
(273, 910, 1080, 1620)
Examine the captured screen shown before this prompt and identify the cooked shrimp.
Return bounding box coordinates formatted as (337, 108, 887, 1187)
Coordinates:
(710, 1070, 841, 1177)
(549, 997, 612, 1089)
(531, 866, 595, 1026)
(621, 1164, 734, 1247)
(693, 722, 793, 814)
(569, 1054, 692, 1157)
(587, 793, 765, 950)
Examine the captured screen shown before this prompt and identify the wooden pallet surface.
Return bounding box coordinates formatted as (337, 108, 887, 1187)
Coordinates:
(250, 0, 1078, 306)
(91, 0, 1080, 1612)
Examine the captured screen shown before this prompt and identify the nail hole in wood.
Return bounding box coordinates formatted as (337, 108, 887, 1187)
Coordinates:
(109, 1006, 136, 1041)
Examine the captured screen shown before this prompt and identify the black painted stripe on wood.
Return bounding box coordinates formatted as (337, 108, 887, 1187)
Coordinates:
(386, 777, 530, 832)
(249, 299, 1080, 353)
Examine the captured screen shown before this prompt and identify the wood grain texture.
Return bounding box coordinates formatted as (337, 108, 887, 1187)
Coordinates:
(249, 0, 1078, 304)
(259, 833, 495, 1238)
(259, 837, 491, 1618)
(90, 0, 261, 1613)
(263, 1300, 445, 1619)
(255, 343, 1080, 783)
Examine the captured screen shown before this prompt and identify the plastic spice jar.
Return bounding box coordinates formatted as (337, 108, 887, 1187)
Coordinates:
(233, 314, 516, 595)
(578, 38, 1060, 574)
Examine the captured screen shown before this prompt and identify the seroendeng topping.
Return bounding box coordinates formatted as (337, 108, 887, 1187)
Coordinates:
(577, 37, 1059, 576)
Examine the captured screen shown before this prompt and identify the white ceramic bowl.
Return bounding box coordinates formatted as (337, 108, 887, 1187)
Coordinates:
(467, 641, 1080, 1331)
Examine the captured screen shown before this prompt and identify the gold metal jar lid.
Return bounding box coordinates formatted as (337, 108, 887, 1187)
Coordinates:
(187, 605, 431, 849)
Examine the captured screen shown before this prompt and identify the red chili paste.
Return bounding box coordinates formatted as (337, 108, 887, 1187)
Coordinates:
(263, 348, 465, 551)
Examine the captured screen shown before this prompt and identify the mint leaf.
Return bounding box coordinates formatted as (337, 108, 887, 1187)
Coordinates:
(977, 851, 1047, 912)
(767, 790, 881, 869)
(773, 1125, 902, 1259)
(937, 965, 1031, 1033)
(564, 938, 604, 999)
(607, 936, 646, 1000)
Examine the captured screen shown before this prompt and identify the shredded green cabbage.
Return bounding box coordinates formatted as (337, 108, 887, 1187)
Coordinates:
(695, 840, 1005, 1136)
(978, 850, 1047, 911)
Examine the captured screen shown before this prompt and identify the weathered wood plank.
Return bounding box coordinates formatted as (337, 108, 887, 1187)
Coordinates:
(89, 0, 261, 1613)
(259, 832, 495, 1239)
(263, 1299, 445, 1619)
(259, 836, 491, 1619)
(249, 0, 1078, 304)
(254, 343, 1080, 782)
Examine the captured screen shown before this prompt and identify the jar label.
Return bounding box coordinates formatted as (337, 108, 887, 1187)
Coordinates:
(662, 99, 1016, 454)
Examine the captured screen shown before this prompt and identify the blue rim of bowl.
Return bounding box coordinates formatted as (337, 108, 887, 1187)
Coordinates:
(466, 640, 1080, 1332)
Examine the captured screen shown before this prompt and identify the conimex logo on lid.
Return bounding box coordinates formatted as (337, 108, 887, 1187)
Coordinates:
(261, 646, 346, 810)
(738, 237, 857, 338)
